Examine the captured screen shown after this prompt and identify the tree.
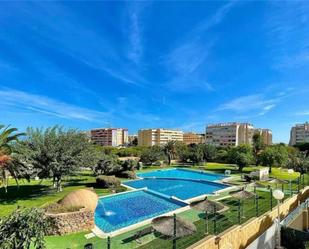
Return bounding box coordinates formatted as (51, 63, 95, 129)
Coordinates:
(0, 125, 25, 193)
(287, 151, 309, 175)
(188, 144, 204, 164)
(2, 154, 31, 190)
(178, 144, 204, 165)
(140, 145, 164, 165)
(200, 144, 217, 162)
(128, 137, 138, 147)
(252, 133, 263, 165)
(258, 145, 289, 173)
(227, 145, 254, 172)
(18, 126, 98, 192)
(0, 208, 48, 249)
(163, 141, 177, 165)
(121, 159, 138, 171)
(294, 143, 309, 157)
(215, 148, 229, 163)
(94, 154, 121, 175)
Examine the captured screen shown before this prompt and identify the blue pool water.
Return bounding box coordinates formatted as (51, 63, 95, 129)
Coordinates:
(95, 190, 186, 232)
(137, 168, 225, 181)
(124, 178, 227, 200)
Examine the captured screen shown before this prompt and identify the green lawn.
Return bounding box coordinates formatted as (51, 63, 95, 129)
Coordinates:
(0, 171, 114, 217)
(0, 163, 304, 249)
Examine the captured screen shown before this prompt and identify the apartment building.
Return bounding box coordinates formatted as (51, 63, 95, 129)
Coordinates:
(206, 122, 272, 147)
(183, 132, 205, 145)
(289, 122, 309, 145)
(90, 128, 128, 147)
(138, 128, 183, 146)
(254, 128, 273, 146)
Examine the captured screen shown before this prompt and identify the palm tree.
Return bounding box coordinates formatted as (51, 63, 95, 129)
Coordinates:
(0, 125, 25, 193)
(164, 140, 177, 165)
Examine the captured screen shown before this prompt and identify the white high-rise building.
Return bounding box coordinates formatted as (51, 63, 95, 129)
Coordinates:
(289, 122, 309, 145)
(206, 122, 272, 147)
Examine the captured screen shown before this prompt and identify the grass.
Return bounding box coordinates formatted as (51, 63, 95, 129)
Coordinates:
(0, 162, 304, 249)
(0, 171, 114, 217)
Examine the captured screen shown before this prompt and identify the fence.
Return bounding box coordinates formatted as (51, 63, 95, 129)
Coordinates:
(83, 175, 309, 249)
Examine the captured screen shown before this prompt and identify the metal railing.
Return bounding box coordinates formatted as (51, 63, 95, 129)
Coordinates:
(82, 175, 308, 249)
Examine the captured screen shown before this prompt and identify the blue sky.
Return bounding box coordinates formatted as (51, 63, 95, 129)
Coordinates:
(1, 1, 309, 143)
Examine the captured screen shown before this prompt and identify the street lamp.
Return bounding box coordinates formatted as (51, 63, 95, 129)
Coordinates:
(273, 189, 284, 249)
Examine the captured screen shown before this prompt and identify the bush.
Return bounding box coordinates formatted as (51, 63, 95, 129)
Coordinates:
(152, 161, 161, 166)
(45, 203, 83, 214)
(115, 185, 127, 193)
(121, 159, 138, 171)
(96, 175, 121, 188)
(0, 208, 48, 249)
(118, 170, 136, 179)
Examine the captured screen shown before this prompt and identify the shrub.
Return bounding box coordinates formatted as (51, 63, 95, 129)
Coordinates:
(115, 185, 127, 193)
(0, 208, 48, 249)
(118, 170, 136, 179)
(152, 161, 161, 166)
(45, 203, 83, 214)
(96, 175, 121, 188)
(121, 159, 138, 171)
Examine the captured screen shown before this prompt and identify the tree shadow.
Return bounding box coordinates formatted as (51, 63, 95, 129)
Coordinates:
(0, 184, 52, 204)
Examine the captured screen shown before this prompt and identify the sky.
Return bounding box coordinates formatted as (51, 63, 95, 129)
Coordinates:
(0, 1, 309, 143)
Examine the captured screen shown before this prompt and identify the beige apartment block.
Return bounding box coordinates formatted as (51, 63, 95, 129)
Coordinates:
(206, 122, 272, 147)
(183, 132, 205, 145)
(90, 128, 128, 147)
(289, 122, 309, 145)
(138, 128, 183, 146)
(254, 128, 273, 145)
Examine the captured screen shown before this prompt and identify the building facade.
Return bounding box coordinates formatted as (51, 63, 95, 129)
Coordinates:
(138, 129, 183, 146)
(90, 128, 128, 147)
(183, 132, 205, 145)
(289, 122, 309, 145)
(254, 129, 273, 146)
(206, 122, 272, 147)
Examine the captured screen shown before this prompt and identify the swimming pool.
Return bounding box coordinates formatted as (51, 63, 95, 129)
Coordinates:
(95, 190, 186, 233)
(124, 178, 228, 200)
(137, 168, 225, 181)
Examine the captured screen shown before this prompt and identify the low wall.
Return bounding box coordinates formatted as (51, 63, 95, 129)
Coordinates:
(188, 187, 309, 249)
(289, 208, 309, 231)
(245, 221, 276, 249)
(46, 208, 94, 235)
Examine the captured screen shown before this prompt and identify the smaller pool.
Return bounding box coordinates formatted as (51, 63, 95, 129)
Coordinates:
(95, 190, 186, 233)
(138, 168, 225, 181)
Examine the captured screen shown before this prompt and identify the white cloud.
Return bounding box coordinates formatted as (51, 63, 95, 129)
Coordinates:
(266, 2, 309, 70)
(126, 3, 145, 64)
(164, 1, 236, 92)
(5, 2, 147, 87)
(0, 89, 110, 122)
(296, 111, 309, 116)
(218, 94, 277, 113)
(263, 104, 276, 111)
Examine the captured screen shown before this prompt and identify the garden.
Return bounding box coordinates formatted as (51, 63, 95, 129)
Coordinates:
(0, 124, 309, 249)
